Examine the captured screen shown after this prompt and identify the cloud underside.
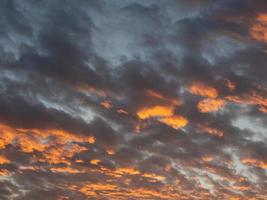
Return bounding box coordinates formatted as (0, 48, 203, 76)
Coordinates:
(0, 0, 267, 199)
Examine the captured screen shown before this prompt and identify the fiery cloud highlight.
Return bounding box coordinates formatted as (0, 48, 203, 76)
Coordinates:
(189, 82, 218, 98)
(137, 105, 173, 120)
(159, 115, 188, 129)
(197, 98, 226, 113)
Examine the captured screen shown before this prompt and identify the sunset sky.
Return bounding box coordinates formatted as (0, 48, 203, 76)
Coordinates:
(0, 0, 267, 199)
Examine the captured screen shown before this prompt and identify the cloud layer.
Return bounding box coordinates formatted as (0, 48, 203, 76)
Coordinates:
(0, 0, 267, 199)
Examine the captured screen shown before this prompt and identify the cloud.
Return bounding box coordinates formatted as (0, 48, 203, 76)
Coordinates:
(0, 0, 267, 199)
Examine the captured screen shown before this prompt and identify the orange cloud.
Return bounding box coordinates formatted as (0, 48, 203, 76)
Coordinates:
(90, 159, 101, 165)
(71, 182, 181, 200)
(225, 90, 267, 108)
(0, 124, 15, 149)
(0, 123, 93, 168)
(141, 173, 166, 181)
(259, 106, 267, 113)
(0, 169, 9, 176)
(40, 144, 87, 165)
(78, 183, 119, 197)
(197, 98, 226, 113)
(106, 149, 115, 155)
(17, 128, 95, 146)
(136, 105, 188, 130)
(115, 167, 141, 176)
(0, 155, 10, 165)
(66, 175, 218, 200)
(93, 166, 167, 184)
(250, 13, 267, 42)
(198, 124, 224, 137)
(232, 185, 250, 191)
(88, 136, 96, 144)
(189, 82, 218, 98)
(18, 136, 47, 153)
(137, 105, 173, 120)
(159, 115, 188, 129)
(242, 158, 267, 169)
(101, 99, 112, 109)
(202, 155, 214, 162)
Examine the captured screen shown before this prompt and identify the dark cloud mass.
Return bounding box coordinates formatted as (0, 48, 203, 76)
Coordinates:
(0, 0, 267, 199)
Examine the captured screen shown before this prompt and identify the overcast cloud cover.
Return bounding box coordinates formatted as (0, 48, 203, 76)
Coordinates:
(0, 0, 267, 199)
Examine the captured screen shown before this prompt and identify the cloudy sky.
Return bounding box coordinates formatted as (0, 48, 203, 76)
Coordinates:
(0, 0, 267, 199)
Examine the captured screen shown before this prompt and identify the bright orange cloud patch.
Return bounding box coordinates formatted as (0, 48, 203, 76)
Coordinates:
(137, 105, 173, 120)
(135, 89, 188, 130)
(18, 135, 47, 153)
(0, 155, 10, 165)
(0, 127, 15, 150)
(159, 115, 188, 129)
(189, 82, 218, 98)
(137, 105, 188, 130)
(188, 82, 226, 113)
(189, 81, 267, 114)
(106, 149, 115, 155)
(101, 99, 112, 109)
(0, 123, 94, 169)
(90, 159, 101, 165)
(41, 144, 87, 166)
(197, 98, 226, 113)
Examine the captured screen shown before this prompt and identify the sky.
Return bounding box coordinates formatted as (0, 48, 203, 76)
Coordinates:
(0, 0, 267, 199)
